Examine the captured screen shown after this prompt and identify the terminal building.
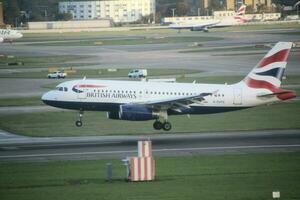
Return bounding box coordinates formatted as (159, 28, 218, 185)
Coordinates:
(59, 0, 156, 23)
(201, 0, 272, 13)
(164, 0, 279, 25)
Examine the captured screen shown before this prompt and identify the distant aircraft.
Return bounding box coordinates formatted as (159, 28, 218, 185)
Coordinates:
(168, 5, 248, 32)
(42, 42, 296, 131)
(0, 29, 23, 43)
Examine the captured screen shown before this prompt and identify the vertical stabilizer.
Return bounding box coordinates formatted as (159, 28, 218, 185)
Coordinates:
(234, 5, 247, 23)
(243, 42, 296, 100)
(244, 42, 293, 88)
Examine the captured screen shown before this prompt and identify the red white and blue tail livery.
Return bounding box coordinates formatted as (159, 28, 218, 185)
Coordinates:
(42, 42, 296, 131)
(243, 42, 295, 100)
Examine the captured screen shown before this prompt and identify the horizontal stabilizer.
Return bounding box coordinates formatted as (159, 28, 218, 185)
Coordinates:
(257, 90, 296, 100)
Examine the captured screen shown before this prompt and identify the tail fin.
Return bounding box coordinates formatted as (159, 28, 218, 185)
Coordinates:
(237, 5, 246, 15)
(243, 42, 296, 100)
(234, 5, 247, 23)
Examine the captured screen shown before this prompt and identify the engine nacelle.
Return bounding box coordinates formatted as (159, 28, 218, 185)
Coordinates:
(190, 27, 203, 31)
(0, 37, 3, 43)
(119, 104, 157, 121)
(107, 111, 120, 120)
(190, 27, 208, 32)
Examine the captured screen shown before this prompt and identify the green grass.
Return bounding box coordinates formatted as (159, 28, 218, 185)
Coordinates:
(270, 31, 300, 36)
(0, 68, 200, 79)
(180, 45, 270, 53)
(0, 101, 299, 137)
(29, 36, 222, 46)
(1, 153, 300, 200)
(178, 75, 300, 85)
(177, 75, 244, 84)
(211, 22, 300, 32)
(0, 55, 94, 69)
(0, 97, 43, 107)
(20, 28, 175, 42)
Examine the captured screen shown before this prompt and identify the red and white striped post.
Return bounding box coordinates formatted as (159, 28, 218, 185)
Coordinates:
(138, 141, 152, 157)
(129, 141, 155, 182)
(130, 157, 155, 181)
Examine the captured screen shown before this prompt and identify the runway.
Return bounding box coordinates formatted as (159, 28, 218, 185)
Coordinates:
(1, 129, 300, 162)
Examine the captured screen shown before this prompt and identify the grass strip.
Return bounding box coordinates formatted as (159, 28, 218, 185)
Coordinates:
(0, 55, 94, 69)
(28, 36, 222, 46)
(0, 68, 201, 79)
(0, 97, 43, 107)
(0, 101, 299, 137)
(0, 153, 300, 200)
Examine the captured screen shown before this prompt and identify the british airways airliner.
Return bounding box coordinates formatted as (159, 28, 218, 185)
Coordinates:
(168, 5, 248, 32)
(42, 42, 296, 131)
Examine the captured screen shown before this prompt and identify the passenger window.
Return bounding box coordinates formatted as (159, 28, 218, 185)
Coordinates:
(64, 87, 68, 92)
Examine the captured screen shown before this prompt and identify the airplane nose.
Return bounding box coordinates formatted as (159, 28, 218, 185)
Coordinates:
(41, 92, 50, 104)
(41, 91, 56, 104)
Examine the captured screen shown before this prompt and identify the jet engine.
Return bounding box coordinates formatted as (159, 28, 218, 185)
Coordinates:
(106, 111, 120, 120)
(120, 104, 157, 121)
(0, 37, 3, 43)
(107, 104, 157, 121)
(190, 27, 209, 32)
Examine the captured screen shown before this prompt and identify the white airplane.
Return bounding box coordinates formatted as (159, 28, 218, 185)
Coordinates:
(168, 5, 248, 32)
(42, 42, 296, 131)
(0, 29, 23, 43)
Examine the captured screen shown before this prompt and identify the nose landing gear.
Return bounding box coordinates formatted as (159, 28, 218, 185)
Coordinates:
(75, 110, 84, 127)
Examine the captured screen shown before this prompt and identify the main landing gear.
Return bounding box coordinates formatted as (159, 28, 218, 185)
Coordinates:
(153, 120, 172, 131)
(153, 111, 172, 131)
(75, 110, 83, 127)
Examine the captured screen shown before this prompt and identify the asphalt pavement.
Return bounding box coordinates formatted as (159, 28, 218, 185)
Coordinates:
(1, 129, 299, 162)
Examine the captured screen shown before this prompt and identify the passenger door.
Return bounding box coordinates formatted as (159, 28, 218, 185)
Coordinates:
(233, 88, 242, 105)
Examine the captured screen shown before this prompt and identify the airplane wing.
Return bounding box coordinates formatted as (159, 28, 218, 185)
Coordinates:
(134, 92, 214, 113)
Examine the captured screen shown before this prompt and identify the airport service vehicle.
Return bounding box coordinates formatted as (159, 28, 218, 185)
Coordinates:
(47, 71, 67, 79)
(168, 5, 247, 32)
(0, 29, 23, 43)
(42, 42, 296, 131)
(128, 69, 147, 78)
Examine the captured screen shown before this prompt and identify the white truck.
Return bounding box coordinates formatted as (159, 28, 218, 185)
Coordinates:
(128, 69, 147, 78)
(47, 71, 67, 79)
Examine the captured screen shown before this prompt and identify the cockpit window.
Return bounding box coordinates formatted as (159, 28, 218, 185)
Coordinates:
(56, 86, 68, 92)
(56, 87, 64, 91)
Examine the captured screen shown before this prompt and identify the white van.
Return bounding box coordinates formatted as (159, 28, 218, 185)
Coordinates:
(128, 69, 147, 78)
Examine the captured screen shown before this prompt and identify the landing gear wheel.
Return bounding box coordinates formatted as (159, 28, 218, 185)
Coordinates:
(162, 122, 172, 131)
(75, 120, 82, 127)
(153, 121, 163, 130)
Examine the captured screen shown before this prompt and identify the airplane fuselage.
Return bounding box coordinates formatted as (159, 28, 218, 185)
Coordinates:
(42, 79, 275, 114)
